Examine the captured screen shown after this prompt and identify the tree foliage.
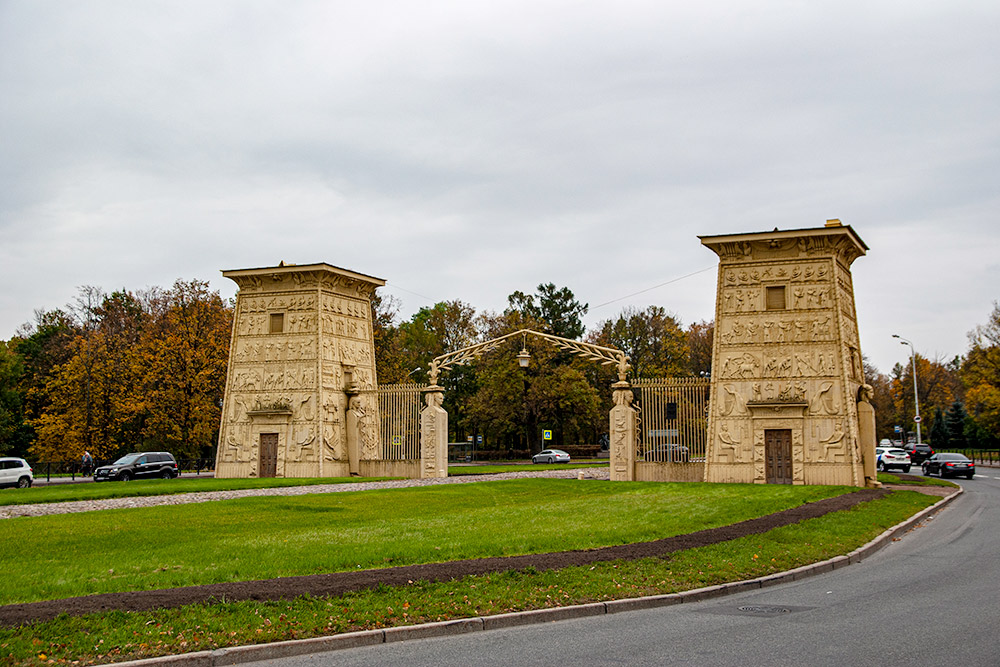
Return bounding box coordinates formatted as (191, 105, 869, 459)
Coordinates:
(5, 282, 232, 462)
(962, 301, 1000, 445)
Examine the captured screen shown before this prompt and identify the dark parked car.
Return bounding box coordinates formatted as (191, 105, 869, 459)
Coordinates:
(922, 453, 975, 479)
(905, 443, 935, 464)
(94, 452, 179, 482)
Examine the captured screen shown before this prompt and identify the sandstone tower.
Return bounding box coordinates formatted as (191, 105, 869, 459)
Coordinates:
(216, 263, 383, 478)
(700, 221, 876, 487)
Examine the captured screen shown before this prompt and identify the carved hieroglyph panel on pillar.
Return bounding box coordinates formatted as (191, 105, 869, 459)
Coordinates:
(700, 221, 874, 487)
(216, 263, 385, 479)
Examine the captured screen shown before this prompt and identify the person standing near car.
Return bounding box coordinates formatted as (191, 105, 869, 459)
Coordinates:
(81, 451, 93, 476)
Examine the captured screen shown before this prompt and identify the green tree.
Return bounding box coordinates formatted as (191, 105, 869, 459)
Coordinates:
(928, 405, 947, 448)
(506, 283, 588, 340)
(0, 340, 28, 455)
(943, 401, 968, 449)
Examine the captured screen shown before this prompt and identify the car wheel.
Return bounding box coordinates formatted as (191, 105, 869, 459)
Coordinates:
(922, 465, 930, 476)
(161, 470, 173, 479)
(119, 471, 132, 482)
(877, 461, 884, 472)
(548, 457, 555, 464)
(17, 477, 31, 489)
(902, 466, 911, 473)
(966, 473, 974, 479)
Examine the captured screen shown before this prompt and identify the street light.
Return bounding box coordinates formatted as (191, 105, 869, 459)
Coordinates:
(892, 334, 922, 444)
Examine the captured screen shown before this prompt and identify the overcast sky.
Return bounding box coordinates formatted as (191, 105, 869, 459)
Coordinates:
(2, 1, 997, 374)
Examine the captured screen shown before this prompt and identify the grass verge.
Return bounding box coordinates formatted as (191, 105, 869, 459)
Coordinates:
(0, 479, 849, 605)
(877, 472, 957, 488)
(0, 476, 395, 507)
(448, 462, 607, 475)
(0, 489, 937, 666)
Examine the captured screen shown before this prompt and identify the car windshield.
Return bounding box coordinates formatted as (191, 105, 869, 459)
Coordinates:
(113, 454, 140, 465)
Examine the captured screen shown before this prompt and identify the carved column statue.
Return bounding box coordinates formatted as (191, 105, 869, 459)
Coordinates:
(345, 394, 363, 476)
(420, 385, 449, 479)
(857, 384, 880, 488)
(609, 381, 637, 482)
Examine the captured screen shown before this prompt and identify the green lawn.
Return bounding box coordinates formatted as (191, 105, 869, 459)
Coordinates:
(0, 485, 938, 666)
(0, 476, 395, 507)
(0, 479, 851, 605)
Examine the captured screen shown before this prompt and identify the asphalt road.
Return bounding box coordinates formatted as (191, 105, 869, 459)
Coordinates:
(253, 469, 1000, 667)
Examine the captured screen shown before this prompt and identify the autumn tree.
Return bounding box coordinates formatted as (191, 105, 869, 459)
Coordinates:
(30, 287, 148, 460)
(139, 280, 232, 459)
(686, 320, 714, 377)
(370, 292, 408, 385)
(588, 306, 689, 379)
(962, 301, 1000, 446)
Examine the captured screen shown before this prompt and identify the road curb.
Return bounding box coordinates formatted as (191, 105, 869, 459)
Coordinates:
(97, 487, 963, 667)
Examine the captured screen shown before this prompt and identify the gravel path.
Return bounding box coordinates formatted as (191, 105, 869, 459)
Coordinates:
(0, 467, 610, 519)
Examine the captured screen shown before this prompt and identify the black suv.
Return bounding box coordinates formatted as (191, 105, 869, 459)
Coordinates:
(94, 452, 179, 482)
(904, 443, 935, 464)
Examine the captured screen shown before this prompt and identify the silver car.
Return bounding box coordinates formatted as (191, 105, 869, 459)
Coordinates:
(532, 449, 571, 464)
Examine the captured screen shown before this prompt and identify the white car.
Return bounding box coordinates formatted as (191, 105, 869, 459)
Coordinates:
(876, 447, 911, 473)
(0, 457, 34, 488)
(532, 449, 571, 464)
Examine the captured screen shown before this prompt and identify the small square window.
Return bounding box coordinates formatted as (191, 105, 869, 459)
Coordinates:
(269, 313, 284, 334)
(766, 286, 786, 310)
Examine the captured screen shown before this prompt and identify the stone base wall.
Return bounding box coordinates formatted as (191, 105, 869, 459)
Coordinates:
(635, 462, 705, 483)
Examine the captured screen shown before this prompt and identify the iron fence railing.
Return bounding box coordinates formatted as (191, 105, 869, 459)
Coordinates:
(28, 457, 216, 482)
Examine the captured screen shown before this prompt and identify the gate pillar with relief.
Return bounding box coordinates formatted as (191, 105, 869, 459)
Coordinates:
(419, 385, 449, 479)
(609, 381, 637, 481)
(700, 221, 876, 487)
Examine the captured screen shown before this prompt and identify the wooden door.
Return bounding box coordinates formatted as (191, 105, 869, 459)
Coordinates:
(259, 433, 278, 478)
(765, 429, 793, 484)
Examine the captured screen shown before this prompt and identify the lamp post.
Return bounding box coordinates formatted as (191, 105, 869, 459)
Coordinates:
(892, 334, 922, 444)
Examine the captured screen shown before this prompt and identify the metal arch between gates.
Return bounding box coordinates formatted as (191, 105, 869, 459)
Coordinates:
(426, 328, 631, 384)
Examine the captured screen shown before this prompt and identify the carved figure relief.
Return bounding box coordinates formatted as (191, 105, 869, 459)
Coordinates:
(810, 381, 840, 415)
(720, 384, 748, 416)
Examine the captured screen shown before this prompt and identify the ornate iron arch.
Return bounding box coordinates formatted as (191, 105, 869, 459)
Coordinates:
(427, 328, 631, 385)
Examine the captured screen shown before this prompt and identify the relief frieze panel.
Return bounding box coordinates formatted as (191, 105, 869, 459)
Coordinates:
(723, 261, 832, 287)
(719, 314, 835, 346)
(320, 295, 371, 320)
(234, 338, 317, 363)
(239, 294, 318, 313)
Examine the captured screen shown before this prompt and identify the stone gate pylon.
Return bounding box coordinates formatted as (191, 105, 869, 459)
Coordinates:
(700, 220, 877, 487)
(215, 262, 384, 478)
